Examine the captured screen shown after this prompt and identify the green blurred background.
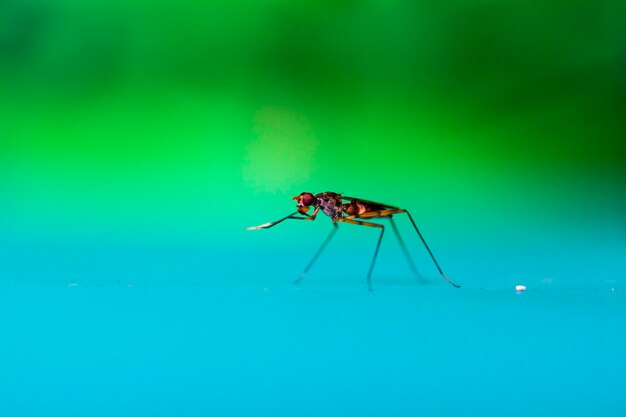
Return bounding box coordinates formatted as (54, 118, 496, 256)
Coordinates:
(1, 0, 625, 288)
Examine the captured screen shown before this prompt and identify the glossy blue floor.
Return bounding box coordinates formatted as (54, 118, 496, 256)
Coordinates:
(1, 280, 624, 417)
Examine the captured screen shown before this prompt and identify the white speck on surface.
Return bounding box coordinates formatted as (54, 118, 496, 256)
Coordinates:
(516, 285, 527, 292)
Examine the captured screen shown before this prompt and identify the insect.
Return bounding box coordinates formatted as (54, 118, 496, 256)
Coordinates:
(247, 191, 460, 290)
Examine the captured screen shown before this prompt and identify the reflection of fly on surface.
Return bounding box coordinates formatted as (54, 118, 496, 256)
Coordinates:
(247, 191, 460, 290)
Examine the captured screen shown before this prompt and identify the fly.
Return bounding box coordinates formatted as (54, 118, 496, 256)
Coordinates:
(247, 191, 460, 290)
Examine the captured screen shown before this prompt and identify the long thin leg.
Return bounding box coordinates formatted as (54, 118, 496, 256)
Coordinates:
(389, 217, 427, 284)
(345, 209, 460, 288)
(295, 222, 339, 284)
(403, 210, 460, 288)
(246, 208, 318, 230)
(336, 218, 384, 291)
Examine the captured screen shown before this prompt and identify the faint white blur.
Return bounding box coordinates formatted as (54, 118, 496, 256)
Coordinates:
(243, 106, 318, 193)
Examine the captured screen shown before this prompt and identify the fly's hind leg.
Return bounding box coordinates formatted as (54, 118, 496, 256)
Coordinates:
(345, 209, 460, 288)
(389, 217, 427, 284)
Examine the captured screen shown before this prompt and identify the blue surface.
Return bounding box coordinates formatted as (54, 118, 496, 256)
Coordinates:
(1, 280, 624, 417)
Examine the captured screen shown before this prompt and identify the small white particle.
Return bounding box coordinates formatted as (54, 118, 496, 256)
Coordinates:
(515, 285, 527, 292)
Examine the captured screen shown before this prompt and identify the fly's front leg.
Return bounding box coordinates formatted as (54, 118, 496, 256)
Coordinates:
(246, 207, 320, 230)
(336, 218, 384, 291)
(295, 221, 339, 284)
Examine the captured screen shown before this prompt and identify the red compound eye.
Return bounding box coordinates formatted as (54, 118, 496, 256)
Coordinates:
(299, 192, 315, 206)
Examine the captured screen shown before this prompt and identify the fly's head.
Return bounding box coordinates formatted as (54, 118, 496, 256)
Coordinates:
(293, 192, 315, 214)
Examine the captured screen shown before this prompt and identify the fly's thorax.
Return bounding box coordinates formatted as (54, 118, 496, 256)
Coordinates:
(315, 192, 343, 218)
